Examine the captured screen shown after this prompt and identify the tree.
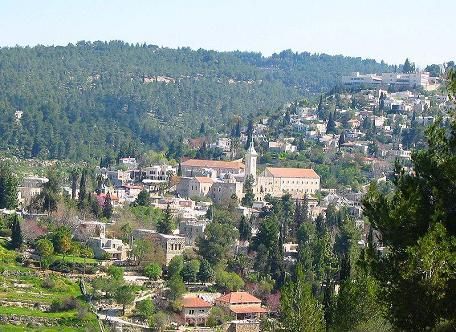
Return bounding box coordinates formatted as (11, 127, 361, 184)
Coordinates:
(338, 131, 345, 150)
(36, 168, 61, 213)
(144, 263, 162, 281)
(177, 162, 182, 176)
(207, 306, 229, 327)
(115, 285, 135, 316)
(168, 255, 184, 277)
(135, 299, 155, 319)
(402, 58, 415, 73)
(238, 216, 252, 242)
(156, 203, 174, 234)
(107, 265, 124, 281)
(241, 175, 255, 207)
(52, 228, 72, 260)
(197, 222, 238, 265)
(149, 311, 169, 331)
(197, 258, 215, 283)
(10, 215, 23, 250)
(181, 259, 200, 283)
(168, 274, 186, 301)
(334, 218, 361, 282)
(425, 64, 441, 77)
(78, 169, 88, 210)
(199, 122, 206, 135)
(135, 189, 151, 206)
(280, 265, 326, 332)
(102, 192, 113, 219)
(36, 238, 54, 268)
(316, 94, 325, 120)
(332, 274, 389, 332)
(326, 111, 336, 134)
(70, 168, 79, 200)
(245, 117, 254, 149)
(0, 162, 18, 209)
(215, 269, 244, 292)
(363, 81, 456, 331)
(251, 215, 280, 277)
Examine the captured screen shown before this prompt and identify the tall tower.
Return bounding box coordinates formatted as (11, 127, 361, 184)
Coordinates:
(245, 137, 258, 183)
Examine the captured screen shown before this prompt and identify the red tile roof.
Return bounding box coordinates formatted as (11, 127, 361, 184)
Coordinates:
(182, 159, 244, 170)
(182, 296, 212, 308)
(216, 292, 261, 304)
(265, 167, 319, 179)
(230, 305, 268, 314)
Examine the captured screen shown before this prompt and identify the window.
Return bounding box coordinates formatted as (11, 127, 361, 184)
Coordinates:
(189, 309, 195, 315)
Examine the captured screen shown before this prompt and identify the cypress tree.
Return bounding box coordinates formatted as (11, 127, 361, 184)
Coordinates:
(239, 215, 252, 242)
(157, 203, 173, 234)
(103, 192, 113, 219)
(10, 215, 23, 249)
(78, 169, 88, 210)
(0, 163, 18, 209)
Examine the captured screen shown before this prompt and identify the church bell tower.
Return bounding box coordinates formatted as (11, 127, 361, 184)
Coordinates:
(245, 137, 257, 183)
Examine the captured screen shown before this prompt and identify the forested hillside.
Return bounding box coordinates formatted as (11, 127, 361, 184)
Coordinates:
(0, 41, 392, 160)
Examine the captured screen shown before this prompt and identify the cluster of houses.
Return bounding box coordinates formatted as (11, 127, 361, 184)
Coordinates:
(11, 82, 454, 329)
(182, 291, 268, 326)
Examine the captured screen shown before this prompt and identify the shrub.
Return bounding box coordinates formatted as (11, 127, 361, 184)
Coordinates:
(0, 229, 12, 237)
(49, 297, 78, 312)
(42, 277, 55, 289)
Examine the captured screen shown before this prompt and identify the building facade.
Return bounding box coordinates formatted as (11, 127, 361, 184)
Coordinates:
(255, 167, 320, 199)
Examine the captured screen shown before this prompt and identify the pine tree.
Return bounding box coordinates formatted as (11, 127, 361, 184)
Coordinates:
(103, 192, 113, 219)
(280, 265, 326, 332)
(10, 215, 23, 249)
(363, 80, 456, 330)
(402, 58, 415, 73)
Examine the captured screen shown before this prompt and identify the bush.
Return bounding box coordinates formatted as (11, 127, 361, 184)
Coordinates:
(0, 229, 12, 237)
(49, 261, 98, 274)
(49, 297, 78, 312)
(42, 277, 56, 289)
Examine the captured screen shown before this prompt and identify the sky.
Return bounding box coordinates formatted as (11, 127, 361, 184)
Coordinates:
(0, 0, 454, 67)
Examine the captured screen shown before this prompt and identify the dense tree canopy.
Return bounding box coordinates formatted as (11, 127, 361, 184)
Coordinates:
(363, 77, 456, 331)
(0, 42, 392, 161)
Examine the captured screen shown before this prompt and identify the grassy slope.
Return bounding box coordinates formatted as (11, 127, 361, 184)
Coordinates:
(0, 244, 98, 331)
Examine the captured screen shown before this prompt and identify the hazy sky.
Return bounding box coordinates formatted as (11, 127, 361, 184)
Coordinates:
(1, 0, 454, 66)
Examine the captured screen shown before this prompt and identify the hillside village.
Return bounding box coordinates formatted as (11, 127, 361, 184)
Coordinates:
(1, 66, 454, 332)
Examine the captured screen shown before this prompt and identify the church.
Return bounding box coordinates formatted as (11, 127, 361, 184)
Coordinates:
(244, 139, 320, 200)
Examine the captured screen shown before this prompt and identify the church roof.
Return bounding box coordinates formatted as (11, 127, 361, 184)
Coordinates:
(265, 167, 319, 179)
(182, 159, 244, 170)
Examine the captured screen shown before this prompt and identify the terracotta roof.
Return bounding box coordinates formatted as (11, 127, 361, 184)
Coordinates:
(230, 305, 268, 314)
(265, 167, 319, 179)
(182, 296, 212, 308)
(182, 159, 244, 170)
(194, 177, 215, 184)
(216, 292, 261, 304)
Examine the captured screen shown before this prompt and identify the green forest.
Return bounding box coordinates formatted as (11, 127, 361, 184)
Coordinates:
(0, 41, 392, 161)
